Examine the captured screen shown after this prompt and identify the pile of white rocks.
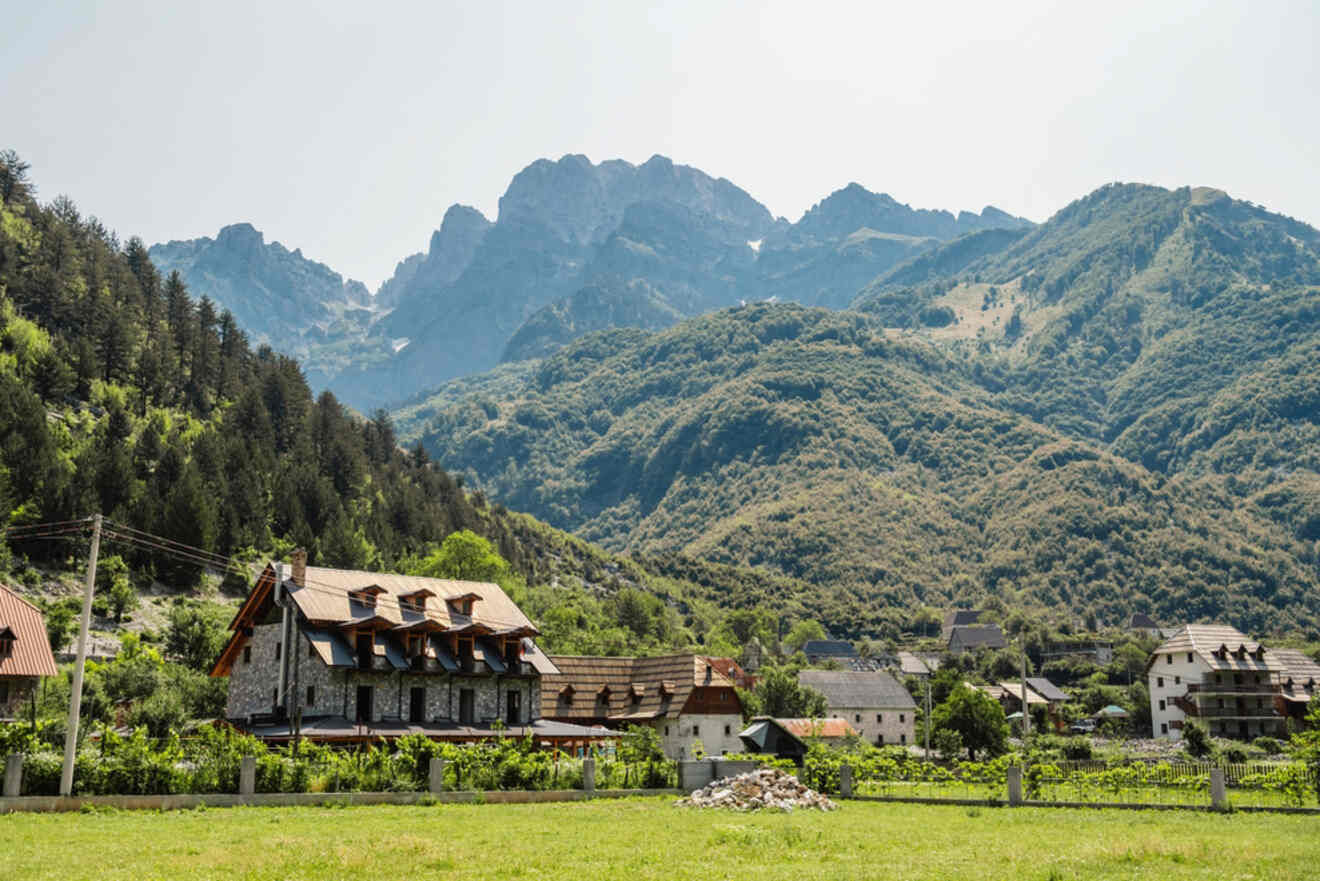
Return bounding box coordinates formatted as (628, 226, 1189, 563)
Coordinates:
(676, 767, 838, 812)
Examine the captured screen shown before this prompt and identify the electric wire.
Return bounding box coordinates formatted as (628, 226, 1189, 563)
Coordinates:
(96, 524, 539, 634)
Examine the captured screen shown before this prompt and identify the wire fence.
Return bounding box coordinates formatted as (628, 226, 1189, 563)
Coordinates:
(847, 757, 1319, 809)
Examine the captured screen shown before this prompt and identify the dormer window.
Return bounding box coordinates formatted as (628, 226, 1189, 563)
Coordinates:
(0, 626, 14, 657)
(559, 684, 575, 705)
(446, 592, 481, 618)
(400, 589, 436, 614)
(350, 585, 386, 610)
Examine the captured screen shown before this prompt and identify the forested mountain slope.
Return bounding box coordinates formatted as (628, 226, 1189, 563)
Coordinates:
(0, 151, 857, 656)
(852, 182, 1320, 550)
(404, 304, 1320, 636)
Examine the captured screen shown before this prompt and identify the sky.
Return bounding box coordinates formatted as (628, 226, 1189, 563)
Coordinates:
(3, 0, 1317, 289)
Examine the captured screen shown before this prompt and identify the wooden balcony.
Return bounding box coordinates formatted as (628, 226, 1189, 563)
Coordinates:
(1186, 682, 1279, 696)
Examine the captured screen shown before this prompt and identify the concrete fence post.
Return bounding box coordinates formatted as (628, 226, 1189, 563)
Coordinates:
(1210, 768, 1227, 811)
(429, 758, 446, 794)
(1006, 765, 1023, 806)
(4, 753, 22, 798)
(838, 764, 853, 799)
(583, 757, 596, 795)
(239, 756, 256, 797)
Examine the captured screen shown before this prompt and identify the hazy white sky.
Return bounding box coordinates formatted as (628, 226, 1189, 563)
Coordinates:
(4, 1, 1316, 289)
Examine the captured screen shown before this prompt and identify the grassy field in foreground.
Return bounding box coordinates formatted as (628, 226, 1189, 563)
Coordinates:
(3, 797, 1318, 881)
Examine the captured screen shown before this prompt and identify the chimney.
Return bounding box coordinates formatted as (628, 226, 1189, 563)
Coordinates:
(290, 548, 307, 588)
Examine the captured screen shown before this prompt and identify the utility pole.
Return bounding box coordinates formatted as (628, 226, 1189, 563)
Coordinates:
(60, 514, 101, 797)
(924, 675, 931, 761)
(1021, 641, 1031, 741)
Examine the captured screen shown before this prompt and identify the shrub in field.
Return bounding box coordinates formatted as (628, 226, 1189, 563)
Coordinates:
(1182, 720, 1213, 758)
(1251, 736, 1282, 755)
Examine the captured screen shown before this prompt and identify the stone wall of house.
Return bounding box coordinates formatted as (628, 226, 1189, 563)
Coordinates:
(651, 712, 745, 759)
(289, 634, 342, 718)
(226, 622, 284, 719)
(0, 675, 37, 719)
(225, 620, 545, 727)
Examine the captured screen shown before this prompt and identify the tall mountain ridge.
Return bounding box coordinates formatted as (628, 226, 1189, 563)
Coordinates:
(150, 154, 1031, 410)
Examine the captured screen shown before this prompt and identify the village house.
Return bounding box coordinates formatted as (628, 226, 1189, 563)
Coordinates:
(0, 583, 58, 720)
(1268, 648, 1320, 725)
(1128, 612, 1165, 640)
(942, 609, 983, 642)
(737, 717, 859, 764)
(1042, 639, 1114, 665)
(800, 639, 894, 671)
(1025, 676, 1072, 730)
(896, 650, 941, 679)
(798, 669, 916, 747)
(802, 639, 857, 666)
(1146, 624, 1290, 741)
(210, 552, 607, 749)
(705, 655, 756, 690)
(946, 624, 1006, 654)
(540, 654, 745, 758)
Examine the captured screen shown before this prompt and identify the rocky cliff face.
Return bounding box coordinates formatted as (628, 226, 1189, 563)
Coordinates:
(329, 154, 782, 408)
(149, 223, 373, 350)
(154, 155, 1034, 411)
(375, 205, 492, 315)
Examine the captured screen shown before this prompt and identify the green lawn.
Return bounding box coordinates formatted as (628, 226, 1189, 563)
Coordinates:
(3, 797, 1317, 880)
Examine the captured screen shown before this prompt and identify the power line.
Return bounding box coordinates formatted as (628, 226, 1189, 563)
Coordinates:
(96, 524, 538, 633)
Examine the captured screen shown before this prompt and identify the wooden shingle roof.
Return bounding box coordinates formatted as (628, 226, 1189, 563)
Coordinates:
(541, 654, 736, 721)
(799, 670, 916, 710)
(1149, 624, 1283, 673)
(0, 584, 58, 678)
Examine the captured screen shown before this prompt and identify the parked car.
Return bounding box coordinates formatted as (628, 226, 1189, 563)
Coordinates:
(1068, 718, 1097, 734)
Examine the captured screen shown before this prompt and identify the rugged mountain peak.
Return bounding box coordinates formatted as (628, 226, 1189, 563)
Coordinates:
(788, 183, 1029, 245)
(149, 223, 372, 348)
(428, 204, 491, 255)
(214, 221, 264, 253)
(497, 153, 774, 246)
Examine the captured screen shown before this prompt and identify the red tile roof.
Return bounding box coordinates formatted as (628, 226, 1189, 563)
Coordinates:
(0, 584, 58, 678)
(777, 718, 858, 739)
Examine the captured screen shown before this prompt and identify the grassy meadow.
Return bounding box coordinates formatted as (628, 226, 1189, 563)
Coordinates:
(3, 797, 1318, 881)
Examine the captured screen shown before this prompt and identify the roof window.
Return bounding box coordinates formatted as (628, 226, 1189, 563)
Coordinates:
(400, 589, 436, 613)
(350, 585, 386, 609)
(446, 592, 481, 617)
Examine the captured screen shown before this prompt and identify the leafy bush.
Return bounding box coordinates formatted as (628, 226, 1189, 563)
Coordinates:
(1252, 736, 1283, 755)
(1182, 720, 1212, 758)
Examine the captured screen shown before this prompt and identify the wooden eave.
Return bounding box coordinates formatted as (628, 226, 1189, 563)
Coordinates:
(340, 615, 394, 632)
(211, 566, 277, 677)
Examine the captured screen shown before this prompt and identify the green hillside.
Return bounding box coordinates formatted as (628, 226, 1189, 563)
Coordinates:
(853, 182, 1320, 546)
(405, 303, 1320, 636)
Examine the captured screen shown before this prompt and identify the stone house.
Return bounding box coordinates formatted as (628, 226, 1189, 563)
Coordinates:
(540, 654, 745, 758)
(798, 669, 916, 747)
(947, 624, 1006, 654)
(942, 609, 983, 642)
(210, 552, 605, 747)
(0, 583, 58, 720)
